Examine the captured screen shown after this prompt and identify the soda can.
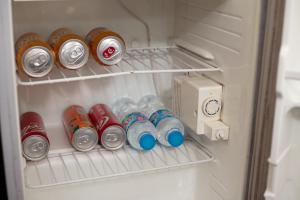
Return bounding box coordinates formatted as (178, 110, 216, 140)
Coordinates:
(15, 33, 55, 78)
(86, 27, 126, 66)
(20, 112, 50, 161)
(63, 105, 98, 152)
(89, 104, 126, 150)
(48, 28, 89, 70)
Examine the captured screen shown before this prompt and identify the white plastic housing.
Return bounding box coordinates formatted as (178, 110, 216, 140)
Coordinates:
(179, 76, 223, 135)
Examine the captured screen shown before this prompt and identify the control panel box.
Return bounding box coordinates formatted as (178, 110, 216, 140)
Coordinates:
(173, 75, 228, 140)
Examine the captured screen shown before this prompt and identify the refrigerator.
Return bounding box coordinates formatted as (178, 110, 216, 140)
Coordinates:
(0, 0, 297, 199)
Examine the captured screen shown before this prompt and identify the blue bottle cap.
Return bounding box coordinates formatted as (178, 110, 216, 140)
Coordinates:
(139, 133, 156, 150)
(167, 130, 184, 147)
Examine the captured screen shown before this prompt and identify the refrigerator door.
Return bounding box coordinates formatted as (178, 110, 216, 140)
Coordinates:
(265, 0, 300, 199)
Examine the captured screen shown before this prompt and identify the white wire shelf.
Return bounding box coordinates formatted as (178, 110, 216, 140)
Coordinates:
(25, 138, 213, 189)
(17, 47, 221, 86)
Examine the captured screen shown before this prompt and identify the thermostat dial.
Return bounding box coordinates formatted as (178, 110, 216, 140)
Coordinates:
(202, 98, 221, 117)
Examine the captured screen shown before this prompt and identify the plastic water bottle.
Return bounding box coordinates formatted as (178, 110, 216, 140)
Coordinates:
(138, 95, 185, 147)
(112, 98, 157, 151)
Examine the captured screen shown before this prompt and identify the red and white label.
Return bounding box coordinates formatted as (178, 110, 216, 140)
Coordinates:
(102, 47, 116, 58)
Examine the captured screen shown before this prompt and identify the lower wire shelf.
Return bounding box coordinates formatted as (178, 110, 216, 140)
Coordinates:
(25, 138, 213, 189)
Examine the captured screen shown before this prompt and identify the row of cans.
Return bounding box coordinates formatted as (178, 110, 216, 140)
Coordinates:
(20, 104, 126, 161)
(16, 27, 126, 78)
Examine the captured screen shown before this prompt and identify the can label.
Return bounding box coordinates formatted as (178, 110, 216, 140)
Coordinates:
(122, 112, 147, 132)
(48, 28, 73, 47)
(149, 109, 174, 127)
(15, 33, 41, 53)
(89, 104, 123, 133)
(20, 112, 48, 140)
(63, 105, 94, 140)
(103, 46, 116, 58)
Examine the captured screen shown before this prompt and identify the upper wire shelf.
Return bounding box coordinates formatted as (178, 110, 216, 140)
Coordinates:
(25, 138, 213, 189)
(17, 47, 221, 86)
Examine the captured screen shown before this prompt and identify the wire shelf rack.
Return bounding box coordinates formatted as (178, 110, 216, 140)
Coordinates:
(25, 138, 213, 189)
(17, 47, 220, 86)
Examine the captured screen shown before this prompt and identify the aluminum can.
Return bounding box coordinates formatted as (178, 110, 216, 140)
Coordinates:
(15, 33, 55, 78)
(48, 28, 89, 70)
(63, 105, 98, 152)
(86, 27, 126, 66)
(20, 112, 50, 161)
(89, 104, 126, 150)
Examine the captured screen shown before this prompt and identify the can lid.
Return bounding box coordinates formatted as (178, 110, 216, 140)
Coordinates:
(59, 39, 89, 69)
(23, 46, 54, 77)
(97, 36, 125, 65)
(73, 127, 98, 152)
(139, 132, 156, 151)
(101, 126, 126, 150)
(22, 135, 50, 161)
(167, 129, 184, 148)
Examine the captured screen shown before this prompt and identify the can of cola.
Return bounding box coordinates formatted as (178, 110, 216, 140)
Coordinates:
(48, 28, 89, 70)
(20, 112, 50, 161)
(63, 105, 98, 152)
(15, 33, 55, 78)
(86, 27, 126, 66)
(89, 104, 126, 150)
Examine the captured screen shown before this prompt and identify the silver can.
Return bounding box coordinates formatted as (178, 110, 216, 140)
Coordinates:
(86, 27, 126, 66)
(59, 39, 89, 69)
(15, 32, 54, 78)
(96, 37, 125, 66)
(23, 46, 54, 77)
(101, 126, 126, 150)
(22, 135, 50, 161)
(48, 28, 89, 70)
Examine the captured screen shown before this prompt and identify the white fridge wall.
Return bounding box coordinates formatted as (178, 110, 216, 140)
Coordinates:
(12, 0, 175, 48)
(175, 0, 261, 199)
(6, 0, 261, 199)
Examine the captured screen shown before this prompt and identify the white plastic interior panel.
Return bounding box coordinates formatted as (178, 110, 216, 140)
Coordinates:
(9, 0, 263, 200)
(175, 0, 261, 200)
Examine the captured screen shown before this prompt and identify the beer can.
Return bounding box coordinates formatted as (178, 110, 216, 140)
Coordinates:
(48, 28, 89, 70)
(63, 105, 98, 152)
(20, 112, 50, 161)
(86, 27, 126, 66)
(15, 33, 55, 78)
(89, 104, 126, 150)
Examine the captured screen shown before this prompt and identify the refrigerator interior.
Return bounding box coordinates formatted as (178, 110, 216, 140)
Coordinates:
(9, 0, 261, 199)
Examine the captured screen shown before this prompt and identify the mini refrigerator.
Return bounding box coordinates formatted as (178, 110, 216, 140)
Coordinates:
(0, 0, 298, 200)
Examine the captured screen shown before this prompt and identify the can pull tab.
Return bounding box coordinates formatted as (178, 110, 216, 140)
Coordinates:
(31, 142, 46, 152)
(104, 133, 119, 142)
(103, 47, 116, 58)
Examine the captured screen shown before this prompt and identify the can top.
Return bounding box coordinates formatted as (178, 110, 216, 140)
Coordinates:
(59, 39, 89, 69)
(101, 125, 126, 150)
(23, 46, 54, 77)
(73, 127, 98, 152)
(97, 36, 125, 65)
(22, 135, 50, 161)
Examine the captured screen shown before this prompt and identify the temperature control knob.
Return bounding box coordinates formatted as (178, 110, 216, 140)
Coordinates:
(202, 98, 221, 117)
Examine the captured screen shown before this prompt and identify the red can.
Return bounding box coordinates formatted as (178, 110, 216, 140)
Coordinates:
(63, 105, 98, 152)
(89, 104, 126, 150)
(20, 112, 50, 161)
